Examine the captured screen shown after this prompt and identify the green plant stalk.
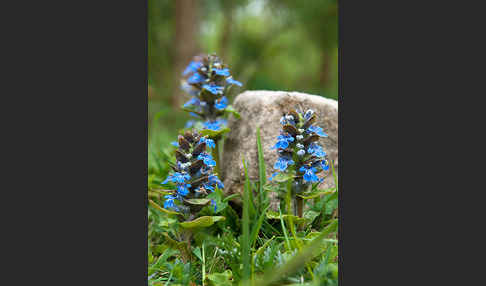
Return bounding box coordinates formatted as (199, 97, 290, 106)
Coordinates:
(285, 181, 296, 248)
(295, 196, 304, 218)
(241, 158, 251, 282)
(212, 138, 221, 176)
(180, 226, 193, 263)
(286, 180, 314, 280)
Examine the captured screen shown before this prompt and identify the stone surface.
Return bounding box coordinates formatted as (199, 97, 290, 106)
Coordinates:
(221, 90, 338, 209)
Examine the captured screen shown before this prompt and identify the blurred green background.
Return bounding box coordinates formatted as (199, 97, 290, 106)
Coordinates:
(148, 0, 338, 140)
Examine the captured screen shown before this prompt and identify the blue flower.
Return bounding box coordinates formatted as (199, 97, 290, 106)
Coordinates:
(199, 137, 216, 148)
(272, 134, 295, 149)
(307, 125, 328, 137)
(214, 96, 228, 110)
(208, 174, 224, 189)
(202, 84, 224, 95)
(210, 199, 217, 212)
(299, 166, 320, 183)
(307, 143, 326, 158)
(304, 109, 314, 120)
(176, 183, 191, 197)
(203, 120, 225, 131)
(188, 72, 206, 84)
(184, 97, 200, 107)
(321, 160, 330, 171)
(203, 183, 214, 191)
(162, 172, 190, 184)
(183, 61, 202, 76)
(274, 157, 294, 171)
(269, 172, 279, 181)
(171, 141, 179, 147)
(213, 68, 230, 76)
(272, 139, 289, 149)
(163, 195, 179, 211)
(226, 77, 242, 87)
(284, 115, 296, 126)
(279, 134, 295, 143)
(197, 153, 216, 167)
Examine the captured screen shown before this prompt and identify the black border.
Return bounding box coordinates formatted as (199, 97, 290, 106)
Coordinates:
(338, 0, 343, 282)
(9, 0, 467, 284)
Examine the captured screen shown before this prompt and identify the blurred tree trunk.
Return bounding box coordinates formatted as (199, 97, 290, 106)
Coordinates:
(320, 51, 332, 88)
(220, 0, 234, 61)
(173, 0, 198, 108)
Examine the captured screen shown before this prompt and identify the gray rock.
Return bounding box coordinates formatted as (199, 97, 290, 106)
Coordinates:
(221, 90, 338, 210)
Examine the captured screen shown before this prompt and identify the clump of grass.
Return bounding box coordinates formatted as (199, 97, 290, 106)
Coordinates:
(148, 127, 338, 285)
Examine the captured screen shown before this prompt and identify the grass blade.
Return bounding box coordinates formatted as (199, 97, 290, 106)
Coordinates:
(202, 242, 206, 286)
(257, 219, 338, 286)
(256, 127, 266, 211)
(241, 158, 251, 282)
(250, 205, 269, 248)
(331, 159, 337, 189)
(279, 208, 291, 251)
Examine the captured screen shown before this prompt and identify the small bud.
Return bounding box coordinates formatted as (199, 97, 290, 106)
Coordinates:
(296, 143, 304, 149)
(298, 128, 305, 133)
(304, 109, 314, 119)
(296, 135, 303, 140)
(297, 150, 306, 156)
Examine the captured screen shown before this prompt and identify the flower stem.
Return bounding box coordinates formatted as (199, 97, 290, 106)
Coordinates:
(212, 138, 221, 176)
(295, 196, 304, 218)
(181, 228, 193, 263)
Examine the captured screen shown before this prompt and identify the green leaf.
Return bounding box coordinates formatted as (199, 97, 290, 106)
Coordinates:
(192, 247, 202, 262)
(271, 172, 295, 183)
(325, 197, 338, 215)
(304, 210, 321, 224)
(162, 233, 187, 253)
(181, 107, 203, 117)
(256, 127, 266, 210)
(241, 158, 251, 281)
(250, 205, 270, 248)
(326, 188, 338, 202)
(224, 105, 240, 119)
(256, 220, 338, 286)
(183, 198, 211, 206)
(278, 208, 292, 251)
(255, 236, 276, 257)
(266, 211, 307, 225)
(297, 188, 336, 199)
(179, 216, 225, 228)
(149, 199, 181, 216)
(206, 270, 233, 286)
(331, 159, 338, 189)
(222, 193, 239, 202)
(200, 127, 230, 138)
